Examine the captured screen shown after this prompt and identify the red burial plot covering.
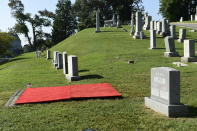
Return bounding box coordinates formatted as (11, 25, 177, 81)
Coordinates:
(15, 83, 122, 104)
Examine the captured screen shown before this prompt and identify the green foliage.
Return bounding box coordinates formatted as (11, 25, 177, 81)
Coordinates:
(38, 9, 55, 19)
(0, 33, 15, 56)
(8, 0, 32, 47)
(159, 0, 192, 21)
(73, 0, 143, 31)
(106, 0, 143, 21)
(8, 0, 53, 50)
(52, 0, 76, 45)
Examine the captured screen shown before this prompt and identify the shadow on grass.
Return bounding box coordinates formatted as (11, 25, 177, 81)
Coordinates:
(0, 58, 29, 66)
(16, 96, 123, 106)
(101, 31, 125, 33)
(141, 36, 164, 40)
(156, 36, 165, 39)
(79, 69, 90, 73)
(80, 74, 104, 80)
(152, 48, 166, 50)
(0, 67, 7, 70)
(187, 106, 197, 118)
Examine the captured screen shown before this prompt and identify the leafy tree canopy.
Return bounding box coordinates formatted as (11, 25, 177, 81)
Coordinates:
(0, 33, 15, 56)
(159, 0, 193, 21)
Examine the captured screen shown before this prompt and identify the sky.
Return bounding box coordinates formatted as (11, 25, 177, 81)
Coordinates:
(0, 0, 161, 46)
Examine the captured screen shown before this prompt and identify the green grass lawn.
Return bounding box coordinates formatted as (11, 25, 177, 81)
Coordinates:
(1, 26, 197, 130)
(172, 21, 197, 24)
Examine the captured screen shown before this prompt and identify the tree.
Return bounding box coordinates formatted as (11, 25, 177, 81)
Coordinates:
(0, 33, 15, 56)
(52, 0, 76, 44)
(106, 0, 143, 22)
(159, 0, 192, 21)
(73, 0, 143, 31)
(8, 0, 53, 50)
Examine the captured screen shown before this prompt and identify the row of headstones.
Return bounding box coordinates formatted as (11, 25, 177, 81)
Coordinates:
(131, 12, 188, 117)
(130, 11, 172, 39)
(104, 13, 121, 28)
(130, 11, 146, 39)
(96, 11, 189, 117)
(96, 9, 121, 33)
(46, 50, 80, 82)
(130, 11, 196, 63)
(150, 25, 197, 62)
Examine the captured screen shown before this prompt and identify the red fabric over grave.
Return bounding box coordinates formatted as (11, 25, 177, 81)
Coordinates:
(15, 83, 122, 104)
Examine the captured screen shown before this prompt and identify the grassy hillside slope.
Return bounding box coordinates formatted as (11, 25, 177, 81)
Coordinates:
(0, 26, 197, 130)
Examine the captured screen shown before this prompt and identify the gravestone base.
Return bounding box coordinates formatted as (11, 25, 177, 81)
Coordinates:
(143, 26, 149, 30)
(117, 25, 122, 28)
(66, 75, 81, 82)
(181, 57, 197, 62)
(145, 97, 188, 117)
(130, 32, 135, 36)
(156, 31, 161, 34)
(164, 52, 179, 57)
(133, 32, 140, 39)
(53, 60, 57, 67)
(160, 32, 167, 37)
(95, 30, 101, 33)
(178, 39, 184, 43)
(149, 47, 157, 50)
(140, 32, 146, 39)
(195, 15, 197, 21)
(56, 66, 63, 70)
(54, 63, 58, 67)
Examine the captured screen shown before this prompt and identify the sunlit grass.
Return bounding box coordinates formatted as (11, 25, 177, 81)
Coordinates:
(0, 26, 197, 130)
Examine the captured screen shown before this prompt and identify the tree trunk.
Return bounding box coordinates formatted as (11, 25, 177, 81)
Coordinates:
(32, 25, 36, 50)
(25, 32, 33, 48)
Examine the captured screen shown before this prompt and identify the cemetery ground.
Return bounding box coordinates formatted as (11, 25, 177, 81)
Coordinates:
(0, 26, 197, 130)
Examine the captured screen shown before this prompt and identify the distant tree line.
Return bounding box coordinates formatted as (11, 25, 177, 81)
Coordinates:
(73, 0, 143, 31)
(8, 0, 143, 51)
(159, 0, 195, 22)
